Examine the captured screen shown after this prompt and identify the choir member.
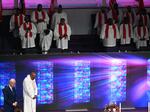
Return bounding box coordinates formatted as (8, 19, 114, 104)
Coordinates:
(54, 18, 71, 50)
(94, 7, 107, 35)
(40, 25, 53, 54)
(100, 18, 120, 51)
(51, 5, 68, 30)
(134, 20, 149, 49)
(19, 16, 37, 53)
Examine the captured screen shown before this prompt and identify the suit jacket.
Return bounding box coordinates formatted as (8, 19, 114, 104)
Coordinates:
(3, 86, 17, 112)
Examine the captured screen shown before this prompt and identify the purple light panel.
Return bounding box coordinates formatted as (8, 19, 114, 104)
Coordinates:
(109, 59, 126, 102)
(2, 0, 14, 9)
(34, 61, 54, 104)
(74, 61, 90, 103)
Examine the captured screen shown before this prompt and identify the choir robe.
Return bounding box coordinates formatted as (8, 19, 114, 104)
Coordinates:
(135, 14, 150, 28)
(10, 14, 25, 31)
(40, 30, 53, 51)
(94, 12, 107, 34)
(23, 75, 38, 112)
(100, 24, 120, 47)
(54, 24, 71, 50)
(51, 12, 68, 29)
(107, 9, 123, 25)
(31, 10, 49, 33)
(134, 26, 149, 49)
(119, 24, 133, 45)
(123, 12, 135, 26)
(19, 23, 37, 49)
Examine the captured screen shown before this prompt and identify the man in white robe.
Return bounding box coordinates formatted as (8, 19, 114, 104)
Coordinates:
(19, 16, 37, 52)
(54, 18, 71, 50)
(94, 7, 107, 35)
(40, 25, 53, 54)
(31, 4, 49, 34)
(51, 5, 68, 30)
(107, 3, 123, 25)
(23, 72, 37, 112)
(10, 8, 25, 54)
(120, 17, 133, 45)
(134, 20, 149, 49)
(100, 18, 120, 51)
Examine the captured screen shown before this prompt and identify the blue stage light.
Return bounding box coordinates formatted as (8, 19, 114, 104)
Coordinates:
(109, 59, 126, 102)
(34, 61, 53, 104)
(0, 63, 16, 106)
(74, 61, 90, 103)
(147, 59, 150, 101)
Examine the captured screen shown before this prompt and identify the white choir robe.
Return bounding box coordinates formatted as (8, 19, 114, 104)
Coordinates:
(94, 12, 106, 34)
(40, 30, 53, 51)
(23, 75, 38, 112)
(119, 24, 133, 45)
(123, 12, 135, 26)
(107, 9, 123, 25)
(134, 26, 149, 49)
(51, 12, 68, 30)
(54, 24, 71, 50)
(135, 14, 150, 28)
(10, 14, 25, 31)
(19, 23, 37, 49)
(31, 11, 49, 33)
(100, 24, 120, 47)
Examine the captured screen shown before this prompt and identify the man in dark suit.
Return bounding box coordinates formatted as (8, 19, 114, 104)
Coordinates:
(3, 79, 17, 112)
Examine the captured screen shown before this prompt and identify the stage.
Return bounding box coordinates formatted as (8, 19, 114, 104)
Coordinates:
(0, 52, 149, 112)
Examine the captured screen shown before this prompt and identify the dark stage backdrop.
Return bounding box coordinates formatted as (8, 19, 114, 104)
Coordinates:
(0, 52, 149, 111)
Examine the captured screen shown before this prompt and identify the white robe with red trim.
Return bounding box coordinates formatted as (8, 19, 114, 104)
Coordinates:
(123, 11, 135, 26)
(135, 14, 150, 28)
(51, 12, 68, 30)
(19, 23, 37, 49)
(10, 14, 25, 31)
(94, 12, 106, 34)
(31, 10, 49, 33)
(54, 24, 71, 50)
(100, 24, 120, 47)
(23, 75, 38, 112)
(134, 26, 149, 49)
(40, 30, 53, 51)
(119, 24, 133, 45)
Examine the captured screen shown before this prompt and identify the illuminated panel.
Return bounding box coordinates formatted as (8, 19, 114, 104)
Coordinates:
(147, 59, 150, 101)
(0, 62, 16, 105)
(74, 61, 90, 103)
(34, 61, 53, 104)
(2, 0, 14, 9)
(109, 59, 126, 102)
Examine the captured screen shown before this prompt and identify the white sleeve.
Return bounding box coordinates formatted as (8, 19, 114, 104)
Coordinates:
(19, 25, 25, 39)
(145, 27, 149, 40)
(23, 79, 34, 98)
(67, 25, 71, 40)
(34, 80, 38, 96)
(100, 24, 106, 39)
(94, 13, 98, 28)
(116, 25, 120, 39)
(44, 11, 50, 24)
(51, 14, 56, 30)
(54, 25, 60, 40)
(130, 24, 134, 38)
(31, 23, 37, 39)
(10, 15, 15, 31)
(119, 24, 123, 39)
(31, 11, 37, 23)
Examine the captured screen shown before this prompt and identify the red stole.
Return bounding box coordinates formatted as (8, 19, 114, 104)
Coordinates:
(112, 10, 118, 22)
(126, 12, 134, 24)
(123, 24, 131, 39)
(14, 14, 23, 27)
(105, 24, 116, 39)
(35, 11, 46, 21)
(58, 23, 67, 38)
(137, 26, 146, 38)
(23, 23, 32, 38)
(139, 15, 148, 26)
